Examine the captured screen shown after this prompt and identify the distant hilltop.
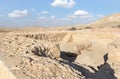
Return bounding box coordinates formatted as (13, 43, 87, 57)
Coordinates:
(54, 13, 120, 30)
(88, 13, 120, 28)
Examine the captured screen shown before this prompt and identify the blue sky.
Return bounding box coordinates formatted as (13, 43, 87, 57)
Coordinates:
(0, 0, 120, 27)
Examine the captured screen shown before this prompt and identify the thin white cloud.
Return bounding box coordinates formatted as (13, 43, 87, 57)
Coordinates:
(51, 16, 55, 19)
(8, 10, 28, 18)
(51, 0, 75, 8)
(66, 10, 93, 20)
(38, 16, 46, 19)
(67, 15, 76, 19)
(97, 14, 104, 18)
(0, 14, 4, 17)
(38, 15, 55, 20)
(42, 11, 48, 14)
(73, 10, 93, 18)
(30, 8, 36, 11)
(62, 10, 93, 22)
(62, 18, 72, 21)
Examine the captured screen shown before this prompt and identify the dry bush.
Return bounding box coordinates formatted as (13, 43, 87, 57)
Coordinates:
(68, 27, 77, 31)
(85, 26, 91, 29)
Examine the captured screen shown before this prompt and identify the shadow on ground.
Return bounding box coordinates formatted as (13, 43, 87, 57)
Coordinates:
(60, 51, 77, 62)
(60, 52, 117, 79)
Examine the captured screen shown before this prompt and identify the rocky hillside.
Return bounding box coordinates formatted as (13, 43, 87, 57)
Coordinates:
(89, 13, 120, 28)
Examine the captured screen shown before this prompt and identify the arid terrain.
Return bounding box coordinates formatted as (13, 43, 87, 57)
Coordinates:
(0, 13, 120, 79)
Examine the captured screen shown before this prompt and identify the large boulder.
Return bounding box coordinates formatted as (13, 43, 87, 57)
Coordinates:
(75, 40, 107, 69)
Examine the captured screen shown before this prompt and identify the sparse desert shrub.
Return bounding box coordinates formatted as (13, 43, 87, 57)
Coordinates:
(69, 27, 77, 31)
(0, 30, 10, 33)
(118, 25, 120, 28)
(79, 28, 83, 30)
(85, 26, 91, 29)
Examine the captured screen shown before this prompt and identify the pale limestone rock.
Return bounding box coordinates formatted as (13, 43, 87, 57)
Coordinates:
(0, 60, 17, 79)
(107, 39, 120, 79)
(73, 41, 94, 55)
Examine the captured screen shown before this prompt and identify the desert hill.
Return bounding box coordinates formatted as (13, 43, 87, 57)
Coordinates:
(62, 13, 120, 30)
(89, 13, 120, 28)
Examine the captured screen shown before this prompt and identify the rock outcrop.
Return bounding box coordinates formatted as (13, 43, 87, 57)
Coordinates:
(73, 41, 94, 55)
(21, 32, 67, 42)
(0, 33, 85, 79)
(30, 43, 60, 59)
